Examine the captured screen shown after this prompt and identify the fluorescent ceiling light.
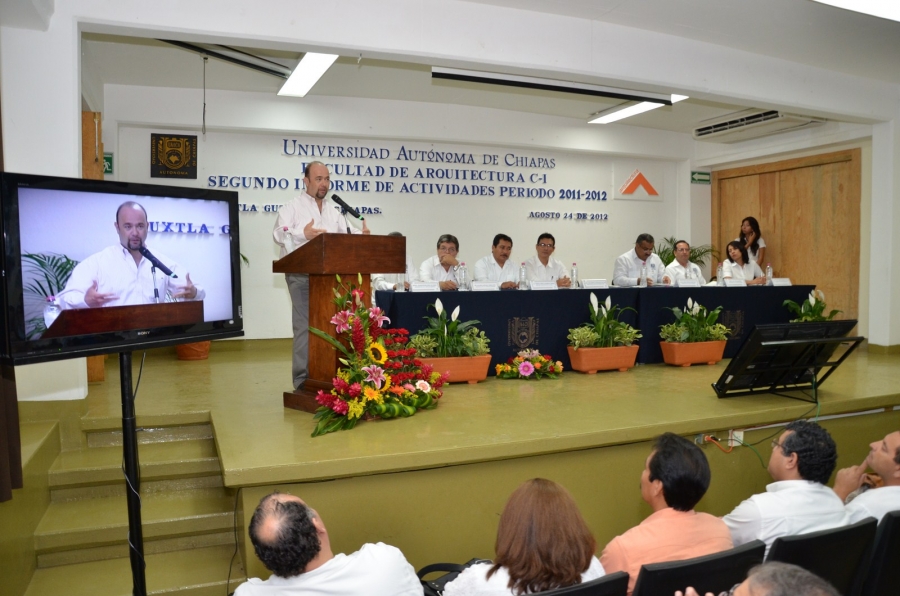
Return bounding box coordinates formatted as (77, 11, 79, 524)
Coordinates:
(278, 53, 339, 97)
(671, 94, 689, 103)
(432, 66, 672, 104)
(810, 1, 900, 22)
(589, 101, 664, 124)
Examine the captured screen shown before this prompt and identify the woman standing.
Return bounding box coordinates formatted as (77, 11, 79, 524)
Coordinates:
(723, 241, 766, 285)
(443, 478, 604, 595)
(737, 216, 766, 264)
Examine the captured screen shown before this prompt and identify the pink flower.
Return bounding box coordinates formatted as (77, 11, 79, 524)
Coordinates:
(415, 380, 431, 392)
(362, 365, 386, 389)
(347, 383, 362, 398)
(403, 383, 416, 391)
(330, 398, 349, 415)
(315, 390, 332, 406)
(368, 306, 391, 328)
(518, 361, 535, 377)
(330, 310, 352, 333)
(333, 377, 349, 392)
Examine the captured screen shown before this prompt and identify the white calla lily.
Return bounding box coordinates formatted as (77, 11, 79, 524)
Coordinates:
(601, 306, 607, 317)
(435, 298, 444, 316)
(687, 297, 694, 310)
(451, 305, 460, 322)
(605, 295, 612, 311)
(808, 292, 816, 308)
(590, 292, 599, 312)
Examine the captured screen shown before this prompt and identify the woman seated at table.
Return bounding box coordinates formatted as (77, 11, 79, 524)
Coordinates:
(723, 241, 766, 285)
(736, 216, 766, 264)
(443, 478, 605, 596)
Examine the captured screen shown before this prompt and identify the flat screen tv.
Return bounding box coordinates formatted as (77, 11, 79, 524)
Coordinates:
(712, 320, 862, 399)
(0, 172, 243, 364)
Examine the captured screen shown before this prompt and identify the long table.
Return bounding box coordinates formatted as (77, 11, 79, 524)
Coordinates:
(376, 285, 815, 368)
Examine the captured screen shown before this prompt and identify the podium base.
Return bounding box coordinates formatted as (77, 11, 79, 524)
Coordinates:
(283, 380, 332, 413)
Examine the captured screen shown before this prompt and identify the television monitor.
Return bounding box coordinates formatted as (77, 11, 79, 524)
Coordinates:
(712, 320, 862, 400)
(0, 172, 243, 364)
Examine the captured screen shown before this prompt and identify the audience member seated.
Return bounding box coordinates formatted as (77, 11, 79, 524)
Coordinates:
(736, 217, 766, 265)
(372, 231, 418, 294)
(722, 241, 765, 285)
(833, 429, 900, 523)
(524, 232, 571, 287)
(474, 234, 519, 289)
(237, 492, 423, 596)
(420, 234, 462, 291)
(600, 433, 732, 595)
(676, 562, 839, 596)
(723, 420, 849, 556)
(613, 233, 666, 286)
(663, 240, 706, 285)
(443, 478, 605, 596)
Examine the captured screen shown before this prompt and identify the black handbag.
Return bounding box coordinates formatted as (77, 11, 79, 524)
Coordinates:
(417, 558, 493, 596)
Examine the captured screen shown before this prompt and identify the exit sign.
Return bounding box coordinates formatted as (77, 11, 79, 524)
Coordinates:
(691, 171, 710, 184)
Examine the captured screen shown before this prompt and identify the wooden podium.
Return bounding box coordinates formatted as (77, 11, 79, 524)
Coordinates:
(274, 234, 405, 412)
(41, 302, 204, 338)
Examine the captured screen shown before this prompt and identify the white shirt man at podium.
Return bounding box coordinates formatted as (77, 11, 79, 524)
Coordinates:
(274, 161, 370, 391)
(57, 201, 204, 309)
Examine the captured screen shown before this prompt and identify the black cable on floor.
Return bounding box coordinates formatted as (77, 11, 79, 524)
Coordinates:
(226, 486, 243, 596)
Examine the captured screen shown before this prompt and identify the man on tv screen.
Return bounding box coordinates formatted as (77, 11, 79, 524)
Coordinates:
(57, 201, 204, 309)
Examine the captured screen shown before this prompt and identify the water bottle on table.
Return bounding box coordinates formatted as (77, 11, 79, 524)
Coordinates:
(571, 263, 579, 288)
(518, 262, 528, 290)
(766, 263, 773, 286)
(639, 263, 648, 287)
(43, 295, 61, 329)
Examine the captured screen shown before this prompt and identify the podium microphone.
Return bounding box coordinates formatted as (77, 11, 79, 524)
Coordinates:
(139, 246, 178, 278)
(331, 194, 364, 221)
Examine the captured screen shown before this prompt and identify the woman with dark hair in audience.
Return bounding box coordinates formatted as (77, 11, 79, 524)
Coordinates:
(444, 478, 604, 595)
(737, 216, 766, 264)
(723, 241, 766, 285)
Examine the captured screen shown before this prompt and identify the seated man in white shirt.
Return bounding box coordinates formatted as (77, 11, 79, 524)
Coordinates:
(58, 201, 203, 309)
(663, 240, 706, 285)
(832, 430, 900, 523)
(612, 233, 666, 287)
(419, 234, 461, 291)
(371, 231, 418, 294)
(723, 420, 849, 556)
(524, 232, 571, 287)
(474, 233, 518, 289)
(237, 492, 423, 596)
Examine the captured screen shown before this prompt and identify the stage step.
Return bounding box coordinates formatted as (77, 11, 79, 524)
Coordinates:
(85, 422, 214, 448)
(34, 487, 236, 567)
(24, 544, 246, 596)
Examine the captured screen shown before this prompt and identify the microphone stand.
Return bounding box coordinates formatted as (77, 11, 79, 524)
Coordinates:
(340, 207, 352, 234)
(151, 266, 160, 303)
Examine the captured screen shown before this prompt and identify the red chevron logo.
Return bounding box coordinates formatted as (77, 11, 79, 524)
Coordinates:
(619, 169, 659, 196)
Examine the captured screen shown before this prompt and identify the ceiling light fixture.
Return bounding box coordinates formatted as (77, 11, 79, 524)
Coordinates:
(278, 53, 340, 97)
(431, 66, 672, 105)
(810, 0, 900, 22)
(589, 94, 689, 124)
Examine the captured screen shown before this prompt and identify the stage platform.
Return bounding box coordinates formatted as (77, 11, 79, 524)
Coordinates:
(33, 339, 900, 581)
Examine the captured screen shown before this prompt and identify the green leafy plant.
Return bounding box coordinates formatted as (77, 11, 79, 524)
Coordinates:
(784, 290, 841, 322)
(655, 236, 717, 267)
(659, 297, 731, 343)
(410, 299, 490, 357)
(22, 252, 79, 339)
(567, 293, 642, 349)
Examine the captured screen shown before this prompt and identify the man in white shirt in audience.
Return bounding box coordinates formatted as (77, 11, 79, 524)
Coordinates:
(832, 430, 900, 523)
(723, 420, 850, 556)
(613, 233, 666, 286)
(474, 233, 518, 289)
(371, 231, 418, 294)
(419, 234, 461, 291)
(237, 492, 423, 596)
(663, 240, 706, 285)
(524, 232, 571, 287)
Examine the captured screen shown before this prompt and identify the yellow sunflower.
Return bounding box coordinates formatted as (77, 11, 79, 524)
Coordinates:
(363, 386, 384, 404)
(368, 342, 388, 364)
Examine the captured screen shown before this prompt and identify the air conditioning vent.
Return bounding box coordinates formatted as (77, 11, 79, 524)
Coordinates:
(693, 109, 825, 143)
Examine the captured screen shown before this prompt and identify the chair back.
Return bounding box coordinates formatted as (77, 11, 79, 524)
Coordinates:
(540, 571, 629, 596)
(765, 517, 877, 595)
(859, 511, 900, 596)
(631, 540, 765, 596)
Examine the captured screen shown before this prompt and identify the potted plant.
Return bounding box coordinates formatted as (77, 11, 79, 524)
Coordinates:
(308, 275, 447, 436)
(566, 293, 642, 373)
(409, 298, 492, 383)
(784, 290, 841, 322)
(659, 297, 731, 366)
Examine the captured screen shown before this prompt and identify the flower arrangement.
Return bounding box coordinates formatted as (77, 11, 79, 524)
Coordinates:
(784, 290, 841, 322)
(567, 293, 641, 349)
(309, 274, 447, 437)
(659, 297, 731, 343)
(495, 349, 563, 380)
(408, 298, 490, 357)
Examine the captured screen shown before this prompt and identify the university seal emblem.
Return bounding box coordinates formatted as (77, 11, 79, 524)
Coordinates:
(508, 317, 539, 349)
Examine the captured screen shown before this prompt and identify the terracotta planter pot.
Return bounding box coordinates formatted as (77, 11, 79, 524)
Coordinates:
(419, 354, 492, 384)
(176, 340, 211, 361)
(567, 345, 639, 373)
(659, 340, 726, 367)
